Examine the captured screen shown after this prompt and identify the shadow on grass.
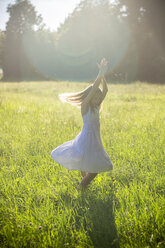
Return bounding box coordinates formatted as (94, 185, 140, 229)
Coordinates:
(88, 199, 119, 248)
(82, 189, 120, 248)
(61, 184, 120, 248)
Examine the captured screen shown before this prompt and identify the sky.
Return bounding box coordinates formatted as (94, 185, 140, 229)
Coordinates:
(0, 0, 82, 31)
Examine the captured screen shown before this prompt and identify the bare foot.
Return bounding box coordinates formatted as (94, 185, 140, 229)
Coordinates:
(81, 171, 87, 177)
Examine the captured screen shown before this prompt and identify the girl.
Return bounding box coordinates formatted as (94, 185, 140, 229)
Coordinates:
(51, 58, 113, 189)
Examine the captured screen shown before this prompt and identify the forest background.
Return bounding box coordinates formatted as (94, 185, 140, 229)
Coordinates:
(0, 0, 165, 83)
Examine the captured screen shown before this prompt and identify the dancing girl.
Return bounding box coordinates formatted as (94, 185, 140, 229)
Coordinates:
(51, 58, 113, 189)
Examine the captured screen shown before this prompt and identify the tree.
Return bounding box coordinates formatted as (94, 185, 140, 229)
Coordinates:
(0, 30, 6, 68)
(2, 0, 45, 81)
(114, 0, 165, 82)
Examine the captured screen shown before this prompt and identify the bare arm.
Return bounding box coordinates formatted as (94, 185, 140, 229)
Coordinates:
(100, 76, 108, 101)
(81, 73, 102, 108)
(81, 58, 108, 114)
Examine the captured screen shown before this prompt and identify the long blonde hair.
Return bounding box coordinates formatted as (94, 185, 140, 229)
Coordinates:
(59, 85, 91, 106)
(59, 85, 103, 110)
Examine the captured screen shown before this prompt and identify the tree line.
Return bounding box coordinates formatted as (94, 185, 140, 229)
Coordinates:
(0, 0, 165, 83)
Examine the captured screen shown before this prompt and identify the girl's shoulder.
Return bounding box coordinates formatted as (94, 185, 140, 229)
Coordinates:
(81, 104, 90, 117)
(81, 105, 100, 118)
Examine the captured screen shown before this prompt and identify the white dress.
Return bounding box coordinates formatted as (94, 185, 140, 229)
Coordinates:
(51, 107, 113, 173)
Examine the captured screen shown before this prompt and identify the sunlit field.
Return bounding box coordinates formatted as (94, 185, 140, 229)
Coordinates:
(0, 81, 165, 248)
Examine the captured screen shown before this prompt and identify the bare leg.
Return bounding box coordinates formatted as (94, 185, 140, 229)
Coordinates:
(78, 173, 97, 189)
(81, 171, 87, 177)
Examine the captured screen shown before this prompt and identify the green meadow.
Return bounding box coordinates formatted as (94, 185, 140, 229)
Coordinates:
(0, 81, 165, 248)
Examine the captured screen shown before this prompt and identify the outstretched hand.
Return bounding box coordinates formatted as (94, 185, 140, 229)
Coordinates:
(97, 58, 108, 76)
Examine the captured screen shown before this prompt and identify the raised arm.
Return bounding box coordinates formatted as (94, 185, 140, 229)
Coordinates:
(81, 58, 108, 113)
(100, 76, 108, 101)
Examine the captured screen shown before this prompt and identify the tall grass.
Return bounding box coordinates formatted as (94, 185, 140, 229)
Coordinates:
(0, 81, 165, 247)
